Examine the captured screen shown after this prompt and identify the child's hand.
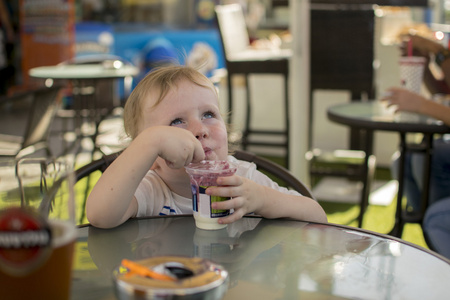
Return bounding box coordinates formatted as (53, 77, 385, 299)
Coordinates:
(206, 173, 328, 224)
(153, 126, 205, 168)
(206, 175, 264, 224)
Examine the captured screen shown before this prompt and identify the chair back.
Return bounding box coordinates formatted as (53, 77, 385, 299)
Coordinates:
(215, 4, 250, 59)
(233, 149, 315, 199)
(21, 86, 61, 151)
(74, 151, 121, 224)
(76, 150, 314, 200)
(0, 86, 62, 159)
(75, 151, 121, 182)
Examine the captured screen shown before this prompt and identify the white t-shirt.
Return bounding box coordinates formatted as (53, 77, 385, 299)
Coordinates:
(134, 155, 301, 218)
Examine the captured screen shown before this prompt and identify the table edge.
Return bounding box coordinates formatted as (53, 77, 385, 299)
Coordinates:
(327, 102, 450, 134)
(77, 215, 450, 264)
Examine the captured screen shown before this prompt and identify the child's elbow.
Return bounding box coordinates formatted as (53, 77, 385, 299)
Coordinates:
(86, 211, 121, 229)
(315, 207, 328, 224)
(86, 200, 115, 229)
(86, 209, 108, 228)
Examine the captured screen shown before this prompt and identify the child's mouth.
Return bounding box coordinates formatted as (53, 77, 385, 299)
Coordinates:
(203, 147, 212, 157)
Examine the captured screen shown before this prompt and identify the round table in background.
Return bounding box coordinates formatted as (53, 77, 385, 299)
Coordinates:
(328, 101, 450, 237)
(29, 63, 139, 157)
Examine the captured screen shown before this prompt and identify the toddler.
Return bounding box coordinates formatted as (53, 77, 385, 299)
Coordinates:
(86, 65, 327, 228)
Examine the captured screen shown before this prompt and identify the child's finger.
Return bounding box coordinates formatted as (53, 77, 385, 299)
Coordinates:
(218, 209, 246, 224)
(211, 197, 238, 211)
(192, 142, 205, 162)
(216, 175, 241, 186)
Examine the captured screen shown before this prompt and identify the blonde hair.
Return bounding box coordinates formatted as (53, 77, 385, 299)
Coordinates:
(123, 64, 219, 139)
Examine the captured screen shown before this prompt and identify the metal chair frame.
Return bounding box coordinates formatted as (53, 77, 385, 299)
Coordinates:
(0, 86, 62, 160)
(75, 149, 315, 224)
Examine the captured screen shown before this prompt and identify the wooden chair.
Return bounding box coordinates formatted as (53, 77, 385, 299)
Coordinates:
(0, 86, 62, 160)
(215, 4, 291, 166)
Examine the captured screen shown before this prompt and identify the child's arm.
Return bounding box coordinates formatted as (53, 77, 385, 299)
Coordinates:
(86, 126, 204, 228)
(207, 175, 328, 224)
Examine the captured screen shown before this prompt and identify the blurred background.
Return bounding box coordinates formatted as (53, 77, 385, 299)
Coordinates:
(2, 0, 450, 247)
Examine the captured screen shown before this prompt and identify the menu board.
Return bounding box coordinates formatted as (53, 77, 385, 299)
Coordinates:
(20, 0, 75, 86)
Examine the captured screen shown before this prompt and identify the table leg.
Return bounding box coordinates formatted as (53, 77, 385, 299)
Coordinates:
(389, 133, 407, 237)
(242, 74, 251, 150)
(389, 133, 434, 237)
(227, 72, 233, 124)
(420, 134, 433, 220)
(357, 128, 374, 228)
(283, 73, 290, 167)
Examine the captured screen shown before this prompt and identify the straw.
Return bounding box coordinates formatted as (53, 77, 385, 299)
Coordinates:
(121, 259, 177, 281)
(407, 38, 413, 57)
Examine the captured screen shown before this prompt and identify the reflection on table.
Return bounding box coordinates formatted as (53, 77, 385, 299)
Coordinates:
(73, 215, 450, 300)
(327, 101, 450, 237)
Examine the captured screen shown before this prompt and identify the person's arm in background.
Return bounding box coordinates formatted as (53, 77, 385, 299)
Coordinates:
(406, 35, 450, 94)
(384, 87, 450, 126)
(385, 34, 450, 125)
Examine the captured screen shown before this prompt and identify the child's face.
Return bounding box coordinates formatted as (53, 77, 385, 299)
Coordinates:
(141, 79, 228, 161)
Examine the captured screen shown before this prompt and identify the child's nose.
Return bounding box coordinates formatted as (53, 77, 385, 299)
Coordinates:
(196, 132, 207, 140)
(190, 121, 208, 140)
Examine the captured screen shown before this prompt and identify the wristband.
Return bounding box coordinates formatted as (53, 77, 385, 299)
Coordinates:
(435, 48, 450, 66)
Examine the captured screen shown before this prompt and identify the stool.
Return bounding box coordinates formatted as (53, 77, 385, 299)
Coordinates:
(215, 4, 291, 166)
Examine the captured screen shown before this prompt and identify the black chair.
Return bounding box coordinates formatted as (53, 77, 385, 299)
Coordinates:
(74, 149, 314, 219)
(234, 149, 314, 199)
(75, 151, 120, 182)
(307, 5, 377, 227)
(0, 86, 62, 160)
(75, 151, 121, 224)
(215, 4, 291, 166)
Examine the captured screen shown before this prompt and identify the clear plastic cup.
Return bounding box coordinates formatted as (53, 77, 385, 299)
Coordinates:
(0, 158, 76, 300)
(185, 160, 237, 230)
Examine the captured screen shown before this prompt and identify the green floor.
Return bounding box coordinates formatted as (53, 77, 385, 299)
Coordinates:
(321, 199, 428, 249)
(316, 165, 428, 249)
(263, 155, 429, 249)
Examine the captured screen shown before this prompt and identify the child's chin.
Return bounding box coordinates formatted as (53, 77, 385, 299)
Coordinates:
(204, 152, 217, 159)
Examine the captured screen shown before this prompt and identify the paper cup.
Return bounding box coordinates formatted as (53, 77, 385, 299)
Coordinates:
(399, 56, 426, 94)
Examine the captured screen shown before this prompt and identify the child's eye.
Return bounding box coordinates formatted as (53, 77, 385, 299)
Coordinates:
(170, 118, 183, 126)
(203, 111, 216, 119)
